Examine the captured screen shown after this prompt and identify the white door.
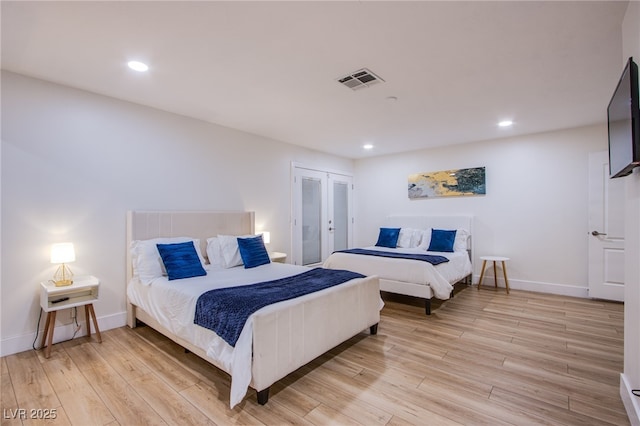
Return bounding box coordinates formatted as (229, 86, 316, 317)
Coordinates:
(292, 166, 353, 266)
(588, 150, 625, 301)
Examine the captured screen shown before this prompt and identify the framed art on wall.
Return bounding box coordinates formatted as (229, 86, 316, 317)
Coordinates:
(408, 167, 486, 199)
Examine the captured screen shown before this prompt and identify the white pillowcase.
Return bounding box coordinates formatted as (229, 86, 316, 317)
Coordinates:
(417, 229, 432, 250)
(397, 228, 421, 248)
(453, 228, 470, 252)
(217, 234, 255, 268)
(130, 237, 205, 285)
(206, 237, 224, 269)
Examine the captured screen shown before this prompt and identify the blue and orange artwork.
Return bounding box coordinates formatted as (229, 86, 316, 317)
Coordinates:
(408, 167, 486, 199)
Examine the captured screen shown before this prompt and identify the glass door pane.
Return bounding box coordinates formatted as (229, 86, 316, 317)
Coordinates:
(302, 177, 322, 265)
(332, 181, 349, 252)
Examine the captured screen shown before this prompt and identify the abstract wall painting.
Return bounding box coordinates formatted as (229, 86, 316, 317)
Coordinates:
(408, 166, 486, 199)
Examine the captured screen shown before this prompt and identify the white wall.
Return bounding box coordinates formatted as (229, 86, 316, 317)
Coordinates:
(354, 125, 606, 295)
(0, 71, 353, 356)
(621, 2, 640, 424)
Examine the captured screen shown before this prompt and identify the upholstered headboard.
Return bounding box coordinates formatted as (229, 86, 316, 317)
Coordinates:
(126, 210, 255, 282)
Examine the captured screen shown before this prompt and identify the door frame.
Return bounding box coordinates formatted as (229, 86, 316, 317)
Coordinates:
(290, 162, 354, 266)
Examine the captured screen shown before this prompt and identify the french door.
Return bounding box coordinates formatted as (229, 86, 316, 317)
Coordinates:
(291, 165, 353, 266)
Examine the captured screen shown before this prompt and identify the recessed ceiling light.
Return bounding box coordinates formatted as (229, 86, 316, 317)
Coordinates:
(363, 144, 374, 150)
(498, 120, 513, 127)
(127, 61, 149, 72)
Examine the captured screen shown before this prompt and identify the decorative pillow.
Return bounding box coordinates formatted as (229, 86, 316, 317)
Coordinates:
(375, 228, 401, 248)
(218, 234, 255, 268)
(206, 237, 224, 269)
(427, 229, 457, 252)
(237, 235, 271, 269)
(156, 241, 207, 280)
(130, 237, 205, 285)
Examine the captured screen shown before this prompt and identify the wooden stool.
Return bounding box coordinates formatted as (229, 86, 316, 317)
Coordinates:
(477, 256, 510, 294)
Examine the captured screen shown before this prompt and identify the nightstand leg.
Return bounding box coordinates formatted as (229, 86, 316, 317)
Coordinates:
(493, 261, 498, 288)
(44, 311, 56, 359)
(88, 304, 102, 343)
(40, 311, 51, 350)
(477, 260, 487, 290)
(85, 305, 91, 339)
(502, 261, 510, 294)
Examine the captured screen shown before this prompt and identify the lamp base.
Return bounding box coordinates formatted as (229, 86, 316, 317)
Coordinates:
(53, 264, 74, 287)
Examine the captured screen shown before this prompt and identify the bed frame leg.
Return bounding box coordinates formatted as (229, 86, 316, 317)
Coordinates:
(257, 388, 270, 405)
(369, 323, 378, 335)
(425, 299, 431, 315)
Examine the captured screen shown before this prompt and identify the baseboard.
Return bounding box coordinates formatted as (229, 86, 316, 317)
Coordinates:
(473, 274, 589, 298)
(0, 311, 127, 357)
(621, 373, 640, 426)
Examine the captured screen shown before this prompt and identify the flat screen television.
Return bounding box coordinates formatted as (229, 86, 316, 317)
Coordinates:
(608, 57, 640, 178)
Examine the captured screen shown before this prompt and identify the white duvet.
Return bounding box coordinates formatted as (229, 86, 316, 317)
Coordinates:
(323, 247, 471, 299)
(127, 262, 313, 408)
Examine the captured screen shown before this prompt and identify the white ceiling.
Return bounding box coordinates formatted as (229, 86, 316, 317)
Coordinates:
(1, 1, 629, 159)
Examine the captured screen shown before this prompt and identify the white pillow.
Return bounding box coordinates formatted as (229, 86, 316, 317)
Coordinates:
(217, 234, 255, 268)
(397, 228, 421, 248)
(417, 229, 432, 250)
(454, 229, 470, 252)
(206, 237, 224, 269)
(130, 237, 205, 285)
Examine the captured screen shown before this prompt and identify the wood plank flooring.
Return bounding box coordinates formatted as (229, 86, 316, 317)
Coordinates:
(1, 286, 628, 425)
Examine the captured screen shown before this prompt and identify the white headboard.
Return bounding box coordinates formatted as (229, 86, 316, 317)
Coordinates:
(126, 210, 255, 281)
(383, 215, 472, 233)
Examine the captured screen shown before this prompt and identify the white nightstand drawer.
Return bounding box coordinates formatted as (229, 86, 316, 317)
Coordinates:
(40, 275, 99, 312)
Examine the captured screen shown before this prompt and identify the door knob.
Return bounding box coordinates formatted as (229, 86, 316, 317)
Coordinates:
(591, 230, 607, 236)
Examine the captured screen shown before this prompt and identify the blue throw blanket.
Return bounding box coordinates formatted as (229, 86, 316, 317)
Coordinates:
(336, 248, 450, 265)
(194, 268, 365, 347)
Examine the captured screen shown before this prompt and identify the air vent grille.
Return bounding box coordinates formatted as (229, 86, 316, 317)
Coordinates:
(337, 68, 385, 91)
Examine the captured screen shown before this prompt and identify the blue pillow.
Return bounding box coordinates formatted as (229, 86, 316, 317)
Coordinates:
(156, 241, 207, 280)
(427, 229, 457, 252)
(375, 228, 401, 248)
(237, 235, 271, 269)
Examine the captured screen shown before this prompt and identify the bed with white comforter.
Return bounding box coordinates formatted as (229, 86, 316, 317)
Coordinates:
(125, 211, 381, 408)
(324, 215, 473, 314)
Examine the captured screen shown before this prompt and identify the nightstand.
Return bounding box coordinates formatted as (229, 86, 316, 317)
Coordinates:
(269, 252, 287, 263)
(40, 275, 101, 358)
(477, 256, 510, 294)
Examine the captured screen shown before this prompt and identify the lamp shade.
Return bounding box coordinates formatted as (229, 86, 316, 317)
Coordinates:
(50, 243, 76, 264)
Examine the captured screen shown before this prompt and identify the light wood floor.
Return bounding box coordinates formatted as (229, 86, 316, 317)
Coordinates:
(1, 286, 628, 425)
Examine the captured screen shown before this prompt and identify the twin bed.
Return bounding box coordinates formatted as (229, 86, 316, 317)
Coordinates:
(125, 211, 471, 408)
(125, 210, 381, 408)
(324, 215, 473, 315)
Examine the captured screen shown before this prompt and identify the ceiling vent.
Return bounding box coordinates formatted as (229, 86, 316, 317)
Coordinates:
(337, 68, 385, 91)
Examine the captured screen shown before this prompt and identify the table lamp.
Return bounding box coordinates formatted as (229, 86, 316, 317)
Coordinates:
(50, 242, 75, 286)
